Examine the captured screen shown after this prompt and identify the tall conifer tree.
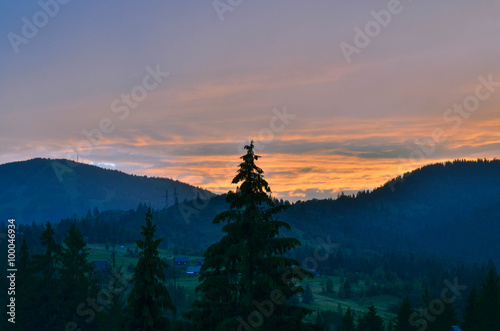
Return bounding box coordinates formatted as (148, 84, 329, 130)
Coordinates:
(476, 268, 500, 330)
(59, 224, 95, 326)
(123, 207, 175, 330)
(33, 222, 62, 330)
(394, 297, 416, 331)
(16, 239, 35, 330)
(463, 287, 478, 331)
(339, 307, 356, 331)
(356, 304, 385, 331)
(189, 141, 312, 330)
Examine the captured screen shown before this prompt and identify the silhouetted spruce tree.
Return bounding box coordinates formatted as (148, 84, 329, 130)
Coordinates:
(38, 222, 60, 280)
(475, 268, 500, 330)
(123, 207, 175, 330)
(339, 307, 356, 331)
(462, 287, 478, 331)
(302, 283, 314, 304)
(32, 222, 62, 330)
(313, 311, 325, 330)
(326, 278, 334, 294)
(95, 247, 128, 331)
(425, 294, 458, 331)
(59, 224, 95, 326)
(189, 141, 312, 330)
(356, 304, 384, 331)
(97, 266, 127, 331)
(339, 278, 353, 299)
(16, 239, 35, 330)
(394, 297, 416, 331)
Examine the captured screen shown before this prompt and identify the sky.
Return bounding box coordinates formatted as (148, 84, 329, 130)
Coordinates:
(1, 0, 500, 201)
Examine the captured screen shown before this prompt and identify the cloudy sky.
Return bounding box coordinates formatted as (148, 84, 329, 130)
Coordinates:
(1, 0, 500, 200)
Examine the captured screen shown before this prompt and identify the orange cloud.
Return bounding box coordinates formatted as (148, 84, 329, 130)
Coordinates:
(27, 113, 500, 201)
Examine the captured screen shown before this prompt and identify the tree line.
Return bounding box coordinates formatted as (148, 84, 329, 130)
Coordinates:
(1, 143, 499, 330)
(1, 142, 319, 330)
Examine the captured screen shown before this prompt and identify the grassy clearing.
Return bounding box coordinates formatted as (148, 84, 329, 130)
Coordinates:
(88, 243, 398, 323)
(300, 277, 397, 324)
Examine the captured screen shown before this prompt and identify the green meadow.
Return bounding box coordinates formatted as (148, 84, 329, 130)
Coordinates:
(88, 243, 398, 324)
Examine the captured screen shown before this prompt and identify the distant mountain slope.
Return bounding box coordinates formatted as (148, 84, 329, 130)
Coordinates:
(3, 158, 499, 265)
(0, 158, 213, 224)
(282, 159, 500, 265)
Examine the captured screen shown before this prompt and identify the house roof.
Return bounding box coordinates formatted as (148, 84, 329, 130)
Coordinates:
(175, 256, 189, 262)
(187, 266, 201, 273)
(450, 326, 462, 331)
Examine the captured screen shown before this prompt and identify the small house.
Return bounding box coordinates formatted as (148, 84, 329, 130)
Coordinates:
(174, 256, 189, 266)
(187, 266, 201, 276)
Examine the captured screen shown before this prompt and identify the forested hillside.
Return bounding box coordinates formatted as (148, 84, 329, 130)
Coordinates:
(283, 159, 500, 266)
(8, 159, 500, 265)
(0, 158, 212, 224)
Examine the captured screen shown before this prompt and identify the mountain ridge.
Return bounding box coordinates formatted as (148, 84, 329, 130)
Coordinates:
(0, 157, 213, 224)
(282, 159, 500, 265)
(2, 157, 500, 265)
